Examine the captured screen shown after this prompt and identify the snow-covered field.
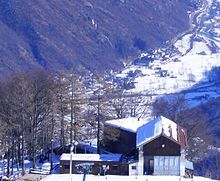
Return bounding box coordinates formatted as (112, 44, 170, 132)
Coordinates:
(42, 174, 218, 181)
(0, 154, 60, 180)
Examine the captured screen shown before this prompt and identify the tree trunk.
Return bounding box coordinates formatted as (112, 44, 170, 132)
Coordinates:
(60, 109, 65, 152)
(21, 133, 24, 173)
(11, 137, 14, 175)
(32, 125, 36, 169)
(7, 148, 10, 176)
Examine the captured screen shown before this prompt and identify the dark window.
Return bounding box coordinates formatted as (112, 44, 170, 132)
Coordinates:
(131, 166, 136, 170)
(112, 165, 118, 170)
(64, 165, 69, 169)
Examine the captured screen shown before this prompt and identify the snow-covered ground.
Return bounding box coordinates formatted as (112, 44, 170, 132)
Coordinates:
(116, 0, 220, 107)
(0, 154, 60, 180)
(42, 174, 218, 181)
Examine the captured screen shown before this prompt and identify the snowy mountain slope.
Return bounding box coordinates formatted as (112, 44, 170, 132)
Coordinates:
(116, 0, 220, 107)
(42, 174, 218, 181)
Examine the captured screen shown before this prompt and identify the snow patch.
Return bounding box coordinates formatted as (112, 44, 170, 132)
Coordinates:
(105, 117, 149, 133)
(60, 153, 121, 162)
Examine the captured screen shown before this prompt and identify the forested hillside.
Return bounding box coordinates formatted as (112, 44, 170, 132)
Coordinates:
(0, 0, 195, 75)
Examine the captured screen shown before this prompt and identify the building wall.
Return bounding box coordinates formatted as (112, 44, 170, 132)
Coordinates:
(180, 148, 186, 177)
(143, 136, 181, 156)
(138, 135, 184, 176)
(129, 162, 138, 176)
(104, 126, 136, 154)
(137, 146, 144, 175)
(60, 160, 129, 175)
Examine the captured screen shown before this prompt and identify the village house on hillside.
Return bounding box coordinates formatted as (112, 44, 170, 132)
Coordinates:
(60, 116, 193, 178)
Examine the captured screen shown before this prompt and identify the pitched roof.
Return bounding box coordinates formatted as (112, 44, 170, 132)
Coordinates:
(105, 117, 149, 133)
(136, 116, 187, 147)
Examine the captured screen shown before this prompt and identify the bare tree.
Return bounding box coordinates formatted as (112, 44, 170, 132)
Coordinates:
(54, 72, 70, 151)
(0, 69, 55, 169)
(65, 72, 87, 144)
(152, 95, 188, 123)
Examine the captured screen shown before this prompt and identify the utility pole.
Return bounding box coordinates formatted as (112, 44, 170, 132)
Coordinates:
(69, 145, 74, 181)
(21, 105, 25, 175)
(70, 80, 74, 145)
(97, 93, 100, 154)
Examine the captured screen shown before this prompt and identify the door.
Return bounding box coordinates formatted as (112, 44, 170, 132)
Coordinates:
(148, 159, 154, 175)
(143, 156, 154, 175)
